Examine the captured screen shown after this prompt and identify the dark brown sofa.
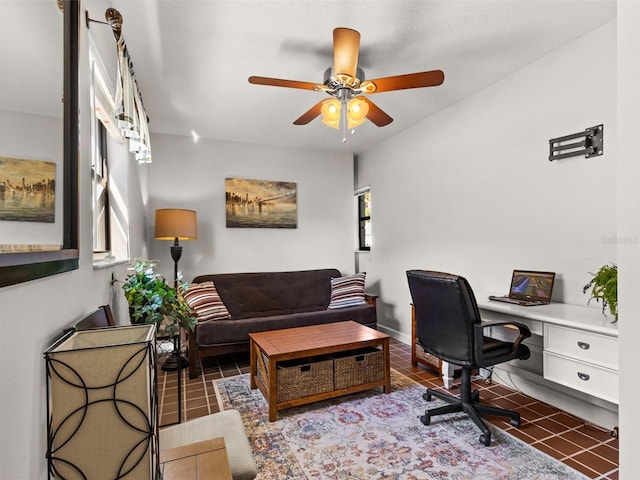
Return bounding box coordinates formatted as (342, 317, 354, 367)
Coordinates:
(187, 268, 377, 378)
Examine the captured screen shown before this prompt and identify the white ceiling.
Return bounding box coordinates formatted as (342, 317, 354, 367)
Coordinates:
(6, 1, 617, 155)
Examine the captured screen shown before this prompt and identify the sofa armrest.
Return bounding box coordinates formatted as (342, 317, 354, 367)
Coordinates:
(365, 293, 378, 307)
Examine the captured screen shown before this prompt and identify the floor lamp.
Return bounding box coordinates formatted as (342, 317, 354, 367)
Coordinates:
(154, 208, 198, 374)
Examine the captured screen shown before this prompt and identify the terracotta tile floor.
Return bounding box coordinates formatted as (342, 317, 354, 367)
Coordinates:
(157, 338, 619, 479)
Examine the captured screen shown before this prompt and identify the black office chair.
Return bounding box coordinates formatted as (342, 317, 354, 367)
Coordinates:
(406, 270, 532, 446)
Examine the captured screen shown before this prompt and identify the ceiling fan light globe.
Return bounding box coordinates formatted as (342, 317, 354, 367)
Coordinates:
(321, 98, 341, 129)
(322, 117, 340, 129)
(347, 97, 369, 128)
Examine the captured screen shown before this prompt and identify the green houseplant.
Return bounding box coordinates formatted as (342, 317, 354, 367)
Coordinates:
(118, 258, 196, 336)
(583, 263, 618, 323)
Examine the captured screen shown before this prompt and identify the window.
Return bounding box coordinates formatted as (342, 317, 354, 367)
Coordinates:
(92, 120, 111, 254)
(90, 37, 131, 266)
(357, 189, 371, 251)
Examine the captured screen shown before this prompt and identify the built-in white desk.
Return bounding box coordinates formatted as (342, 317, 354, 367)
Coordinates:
(476, 296, 618, 405)
(476, 296, 619, 338)
(412, 297, 619, 427)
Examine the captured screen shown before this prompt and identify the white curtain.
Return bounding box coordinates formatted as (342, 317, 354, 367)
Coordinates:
(114, 36, 152, 164)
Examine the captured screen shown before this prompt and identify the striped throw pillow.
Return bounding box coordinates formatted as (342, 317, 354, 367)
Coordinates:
(327, 273, 367, 309)
(180, 281, 231, 322)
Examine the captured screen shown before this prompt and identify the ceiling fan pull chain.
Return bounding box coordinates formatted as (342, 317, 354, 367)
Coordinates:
(341, 98, 348, 143)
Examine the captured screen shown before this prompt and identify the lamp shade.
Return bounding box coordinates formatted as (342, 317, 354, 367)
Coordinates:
(45, 325, 159, 479)
(154, 209, 198, 240)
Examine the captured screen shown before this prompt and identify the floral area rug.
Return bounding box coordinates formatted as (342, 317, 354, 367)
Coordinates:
(213, 371, 588, 480)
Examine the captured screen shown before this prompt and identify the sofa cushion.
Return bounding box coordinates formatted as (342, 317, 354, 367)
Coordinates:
(195, 303, 377, 347)
(193, 269, 342, 319)
(181, 281, 231, 322)
(328, 272, 367, 309)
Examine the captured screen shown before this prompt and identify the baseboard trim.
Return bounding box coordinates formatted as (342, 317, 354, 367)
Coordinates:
(377, 323, 411, 345)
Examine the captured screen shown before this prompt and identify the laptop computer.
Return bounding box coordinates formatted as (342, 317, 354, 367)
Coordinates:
(488, 270, 556, 306)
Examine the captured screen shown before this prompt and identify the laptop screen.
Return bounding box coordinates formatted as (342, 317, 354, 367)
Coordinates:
(509, 270, 556, 302)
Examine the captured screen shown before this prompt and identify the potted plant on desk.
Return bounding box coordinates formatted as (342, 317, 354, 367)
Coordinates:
(583, 263, 618, 323)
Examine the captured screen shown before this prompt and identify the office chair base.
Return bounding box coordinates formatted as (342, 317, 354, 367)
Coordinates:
(420, 371, 521, 446)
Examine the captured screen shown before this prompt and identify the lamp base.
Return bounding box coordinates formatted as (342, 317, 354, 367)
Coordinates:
(161, 352, 189, 371)
(161, 331, 188, 371)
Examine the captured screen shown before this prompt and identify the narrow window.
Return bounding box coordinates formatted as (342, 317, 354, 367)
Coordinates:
(357, 190, 371, 251)
(90, 40, 130, 265)
(92, 120, 111, 254)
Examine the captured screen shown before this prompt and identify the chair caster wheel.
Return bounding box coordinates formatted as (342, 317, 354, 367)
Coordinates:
(510, 417, 521, 428)
(423, 392, 433, 402)
(479, 432, 491, 446)
(420, 415, 431, 426)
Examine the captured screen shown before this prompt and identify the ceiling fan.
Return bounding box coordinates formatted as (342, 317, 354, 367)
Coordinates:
(248, 27, 444, 142)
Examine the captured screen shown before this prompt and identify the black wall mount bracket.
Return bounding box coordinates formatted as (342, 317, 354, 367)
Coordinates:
(548, 124, 603, 161)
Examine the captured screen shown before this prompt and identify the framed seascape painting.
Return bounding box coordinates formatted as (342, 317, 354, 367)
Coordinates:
(225, 177, 297, 228)
(0, 157, 56, 223)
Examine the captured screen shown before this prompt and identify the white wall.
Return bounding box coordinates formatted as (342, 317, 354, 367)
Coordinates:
(356, 21, 617, 343)
(146, 134, 356, 283)
(616, 2, 640, 477)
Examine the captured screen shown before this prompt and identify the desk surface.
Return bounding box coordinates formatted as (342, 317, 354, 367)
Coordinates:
(476, 295, 618, 337)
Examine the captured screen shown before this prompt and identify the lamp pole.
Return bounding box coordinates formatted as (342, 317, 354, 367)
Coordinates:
(155, 208, 198, 425)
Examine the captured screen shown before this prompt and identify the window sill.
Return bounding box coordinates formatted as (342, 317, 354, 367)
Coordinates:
(93, 255, 129, 270)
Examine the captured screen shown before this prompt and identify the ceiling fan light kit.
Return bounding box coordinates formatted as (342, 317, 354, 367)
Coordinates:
(248, 27, 445, 142)
(321, 96, 369, 140)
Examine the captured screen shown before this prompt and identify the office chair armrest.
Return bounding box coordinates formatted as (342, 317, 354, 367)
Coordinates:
(474, 320, 532, 356)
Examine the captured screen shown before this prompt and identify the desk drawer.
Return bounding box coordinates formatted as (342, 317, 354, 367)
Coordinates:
(543, 351, 618, 404)
(544, 324, 618, 370)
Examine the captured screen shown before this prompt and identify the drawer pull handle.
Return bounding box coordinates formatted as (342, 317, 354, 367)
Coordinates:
(577, 372, 590, 381)
(577, 341, 590, 350)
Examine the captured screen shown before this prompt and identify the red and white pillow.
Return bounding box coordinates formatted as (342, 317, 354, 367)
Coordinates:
(180, 281, 231, 322)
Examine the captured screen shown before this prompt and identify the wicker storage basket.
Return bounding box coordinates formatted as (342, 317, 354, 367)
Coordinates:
(415, 342, 441, 372)
(276, 356, 334, 402)
(334, 347, 384, 390)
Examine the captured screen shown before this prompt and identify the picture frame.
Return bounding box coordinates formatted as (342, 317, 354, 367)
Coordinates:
(225, 177, 297, 228)
(0, 157, 56, 223)
(0, 0, 79, 288)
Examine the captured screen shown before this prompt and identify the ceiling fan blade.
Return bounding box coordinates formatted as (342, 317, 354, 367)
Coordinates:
(368, 70, 445, 93)
(248, 76, 319, 90)
(333, 27, 360, 79)
(361, 97, 393, 127)
(293, 101, 324, 125)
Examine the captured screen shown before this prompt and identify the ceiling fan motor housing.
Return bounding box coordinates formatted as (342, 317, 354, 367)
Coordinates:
(323, 66, 365, 89)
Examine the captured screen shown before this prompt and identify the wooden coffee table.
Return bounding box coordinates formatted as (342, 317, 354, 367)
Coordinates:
(249, 321, 391, 421)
